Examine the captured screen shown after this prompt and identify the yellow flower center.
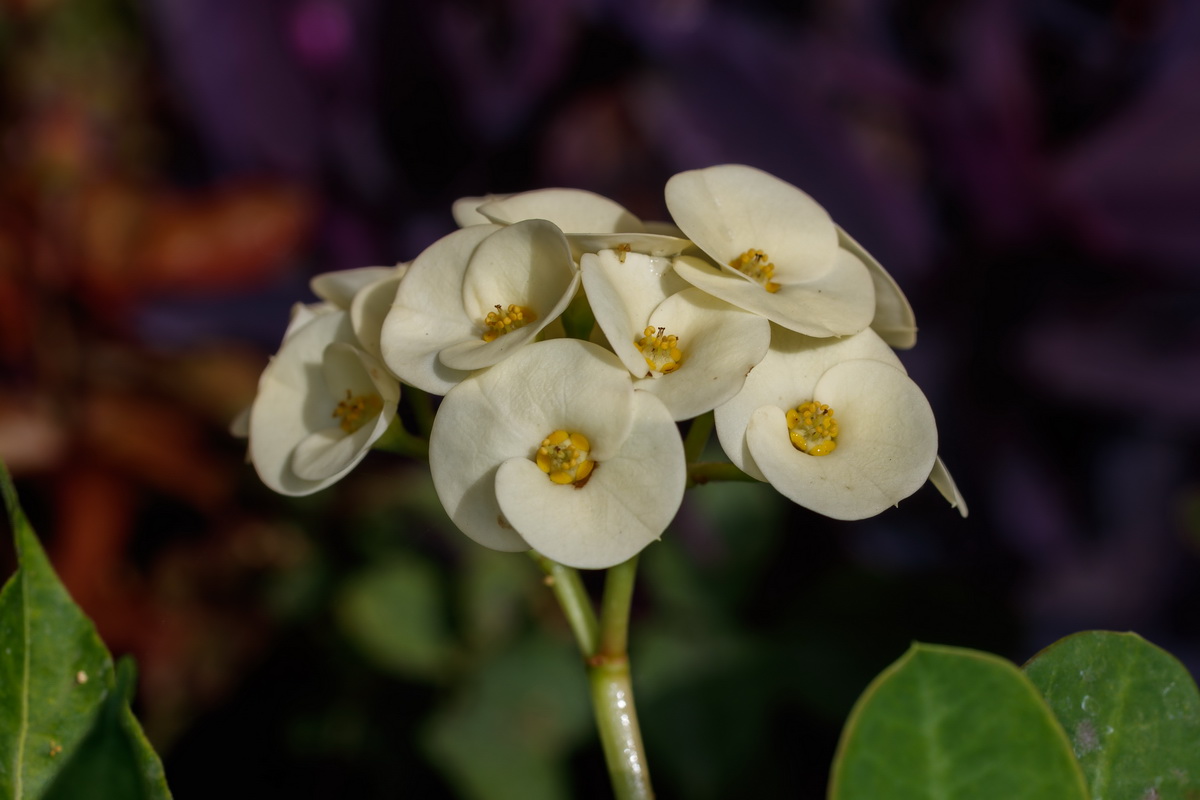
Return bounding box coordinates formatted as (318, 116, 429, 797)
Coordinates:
(786, 401, 839, 456)
(536, 429, 595, 486)
(615, 242, 632, 263)
(635, 326, 683, 374)
(482, 303, 536, 342)
(333, 389, 383, 434)
(729, 249, 781, 293)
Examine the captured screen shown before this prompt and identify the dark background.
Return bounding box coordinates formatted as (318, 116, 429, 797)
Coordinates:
(1, 0, 1198, 797)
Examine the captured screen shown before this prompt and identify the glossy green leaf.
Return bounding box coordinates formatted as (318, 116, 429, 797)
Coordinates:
(335, 557, 456, 681)
(41, 658, 164, 800)
(1024, 631, 1200, 799)
(829, 642, 1088, 800)
(0, 463, 171, 800)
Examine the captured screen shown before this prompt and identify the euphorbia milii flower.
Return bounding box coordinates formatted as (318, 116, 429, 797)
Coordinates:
(347, 263, 407, 366)
(249, 310, 400, 496)
(429, 338, 685, 569)
(469, 187, 692, 261)
(836, 226, 917, 349)
(714, 326, 937, 519)
(582, 248, 770, 420)
(666, 164, 876, 338)
(380, 219, 580, 395)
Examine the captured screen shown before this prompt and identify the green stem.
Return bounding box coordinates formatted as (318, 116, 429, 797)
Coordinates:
(407, 386, 437, 439)
(371, 415, 429, 458)
(529, 552, 599, 658)
(598, 555, 638, 657)
(687, 460, 757, 487)
(683, 411, 714, 464)
(589, 555, 653, 799)
(535, 553, 654, 798)
(589, 654, 653, 800)
(561, 286, 596, 341)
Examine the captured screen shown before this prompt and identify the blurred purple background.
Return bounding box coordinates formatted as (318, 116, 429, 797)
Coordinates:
(2, 0, 1199, 796)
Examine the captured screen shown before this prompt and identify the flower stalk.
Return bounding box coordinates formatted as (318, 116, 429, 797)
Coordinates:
(590, 555, 653, 799)
(535, 552, 654, 799)
(529, 552, 598, 658)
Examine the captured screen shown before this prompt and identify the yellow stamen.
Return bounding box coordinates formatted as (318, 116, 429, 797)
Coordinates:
(786, 401, 838, 456)
(536, 429, 595, 486)
(635, 325, 683, 375)
(332, 389, 383, 434)
(615, 243, 632, 263)
(729, 249, 781, 293)
(482, 303, 536, 342)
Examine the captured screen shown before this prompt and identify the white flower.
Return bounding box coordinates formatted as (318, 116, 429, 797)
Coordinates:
(470, 187, 692, 261)
(347, 264, 408, 366)
(477, 188, 643, 232)
(380, 220, 580, 395)
(665, 164, 876, 338)
(930, 457, 969, 518)
(249, 309, 400, 496)
(714, 327, 937, 519)
(310, 264, 398, 309)
(836, 226, 917, 349)
(232, 263, 407, 440)
(582, 248, 770, 420)
(452, 193, 510, 227)
(429, 338, 686, 569)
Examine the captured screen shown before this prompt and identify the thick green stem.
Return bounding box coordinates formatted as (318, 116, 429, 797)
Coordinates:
(535, 553, 654, 798)
(529, 552, 599, 658)
(589, 555, 653, 799)
(589, 654, 653, 800)
(598, 555, 638, 657)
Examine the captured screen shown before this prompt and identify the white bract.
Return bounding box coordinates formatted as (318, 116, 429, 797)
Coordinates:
(467, 186, 692, 261)
(310, 264, 398, 309)
(582, 249, 770, 420)
(429, 338, 686, 569)
(349, 264, 408, 366)
(380, 219, 580, 395)
(231, 264, 407, 439)
(249, 309, 400, 496)
(836, 226, 917, 349)
(930, 457, 969, 518)
(666, 164, 876, 338)
(715, 326, 936, 519)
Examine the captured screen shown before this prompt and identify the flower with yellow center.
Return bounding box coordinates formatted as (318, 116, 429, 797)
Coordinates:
(249, 309, 400, 496)
(231, 263, 407, 440)
(536, 430, 595, 485)
(380, 220, 580, 395)
(581, 248, 770, 420)
(429, 338, 685, 569)
(665, 164, 876, 338)
(787, 401, 839, 455)
(714, 326, 938, 519)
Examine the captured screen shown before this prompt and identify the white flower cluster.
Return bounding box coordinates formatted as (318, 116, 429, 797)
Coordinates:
(243, 164, 965, 569)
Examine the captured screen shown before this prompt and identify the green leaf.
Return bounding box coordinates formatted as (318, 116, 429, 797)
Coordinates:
(421, 633, 592, 800)
(335, 557, 456, 680)
(1023, 630, 1200, 799)
(829, 642, 1088, 800)
(0, 463, 171, 800)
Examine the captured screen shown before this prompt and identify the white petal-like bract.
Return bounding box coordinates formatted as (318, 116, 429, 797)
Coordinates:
(429, 338, 685, 568)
